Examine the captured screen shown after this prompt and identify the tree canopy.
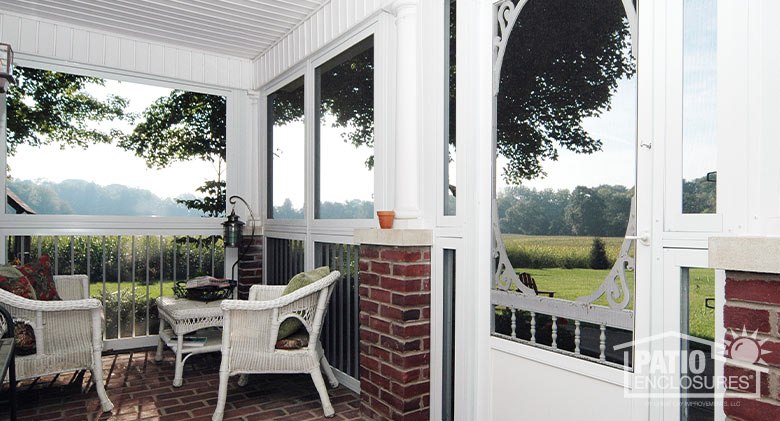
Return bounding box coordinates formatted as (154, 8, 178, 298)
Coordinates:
(6, 67, 127, 155)
(496, 0, 634, 185)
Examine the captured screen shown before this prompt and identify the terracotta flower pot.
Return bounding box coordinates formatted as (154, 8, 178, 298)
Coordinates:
(377, 211, 395, 229)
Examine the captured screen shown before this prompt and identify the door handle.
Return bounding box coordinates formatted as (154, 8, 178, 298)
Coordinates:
(625, 231, 650, 246)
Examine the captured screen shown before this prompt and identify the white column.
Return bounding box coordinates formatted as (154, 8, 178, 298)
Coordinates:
(391, 0, 421, 225)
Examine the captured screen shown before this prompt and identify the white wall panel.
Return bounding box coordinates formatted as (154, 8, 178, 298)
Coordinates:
(254, 0, 384, 88)
(0, 11, 253, 90)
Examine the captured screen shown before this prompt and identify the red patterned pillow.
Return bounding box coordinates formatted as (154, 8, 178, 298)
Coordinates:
(17, 255, 61, 301)
(0, 272, 38, 354)
(13, 322, 36, 355)
(0, 273, 35, 300)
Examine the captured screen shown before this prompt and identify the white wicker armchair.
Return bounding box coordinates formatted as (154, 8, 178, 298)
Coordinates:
(212, 271, 341, 421)
(0, 274, 113, 412)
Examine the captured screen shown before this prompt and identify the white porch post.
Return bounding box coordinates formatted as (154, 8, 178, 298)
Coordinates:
(390, 0, 422, 227)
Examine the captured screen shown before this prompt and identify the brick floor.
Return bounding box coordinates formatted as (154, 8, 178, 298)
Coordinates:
(0, 348, 363, 421)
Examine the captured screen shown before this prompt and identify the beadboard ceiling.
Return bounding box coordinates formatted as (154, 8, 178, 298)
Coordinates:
(0, 0, 326, 59)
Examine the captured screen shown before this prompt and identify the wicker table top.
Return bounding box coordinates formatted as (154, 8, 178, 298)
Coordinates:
(156, 296, 225, 319)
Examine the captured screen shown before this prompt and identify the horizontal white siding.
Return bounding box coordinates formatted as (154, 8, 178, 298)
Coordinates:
(0, 12, 253, 90)
(254, 0, 383, 88)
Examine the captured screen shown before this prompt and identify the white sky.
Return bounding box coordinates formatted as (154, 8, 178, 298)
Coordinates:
(9, 2, 716, 202)
(8, 79, 222, 199)
(272, 115, 374, 211)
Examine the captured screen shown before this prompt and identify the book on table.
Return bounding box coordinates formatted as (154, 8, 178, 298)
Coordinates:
(166, 335, 209, 348)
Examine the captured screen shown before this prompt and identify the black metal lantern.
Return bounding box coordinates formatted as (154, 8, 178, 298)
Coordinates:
(224, 195, 256, 283)
(222, 209, 244, 248)
(0, 43, 13, 94)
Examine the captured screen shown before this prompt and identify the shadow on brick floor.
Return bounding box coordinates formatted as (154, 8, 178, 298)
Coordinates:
(0, 348, 363, 421)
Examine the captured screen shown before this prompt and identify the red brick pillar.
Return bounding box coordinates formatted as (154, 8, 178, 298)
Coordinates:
(236, 235, 263, 299)
(358, 244, 431, 421)
(723, 271, 780, 420)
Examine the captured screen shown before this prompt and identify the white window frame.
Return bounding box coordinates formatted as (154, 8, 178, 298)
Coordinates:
(0, 54, 240, 243)
(261, 15, 391, 274)
(662, 0, 723, 234)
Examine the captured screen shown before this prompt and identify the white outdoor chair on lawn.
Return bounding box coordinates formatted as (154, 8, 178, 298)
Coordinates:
(0, 274, 113, 412)
(212, 270, 341, 421)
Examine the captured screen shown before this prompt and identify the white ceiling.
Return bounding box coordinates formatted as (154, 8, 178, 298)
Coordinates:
(0, 0, 326, 59)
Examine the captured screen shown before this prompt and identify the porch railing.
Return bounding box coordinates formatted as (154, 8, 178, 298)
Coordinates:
(6, 234, 224, 348)
(265, 237, 360, 385)
(315, 241, 360, 381)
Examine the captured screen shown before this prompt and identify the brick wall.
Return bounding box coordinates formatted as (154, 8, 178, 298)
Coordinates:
(723, 271, 780, 420)
(236, 235, 263, 299)
(358, 245, 431, 421)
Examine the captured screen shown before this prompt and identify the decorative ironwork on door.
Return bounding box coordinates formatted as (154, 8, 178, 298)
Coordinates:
(490, 0, 639, 369)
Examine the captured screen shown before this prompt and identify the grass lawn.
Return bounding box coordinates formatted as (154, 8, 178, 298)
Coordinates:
(89, 280, 175, 299)
(515, 267, 715, 340)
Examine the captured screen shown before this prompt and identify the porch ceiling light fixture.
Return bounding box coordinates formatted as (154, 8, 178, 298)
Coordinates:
(222, 195, 257, 282)
(0, 43, 13, 93)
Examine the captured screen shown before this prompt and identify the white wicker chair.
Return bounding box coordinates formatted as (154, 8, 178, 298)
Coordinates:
(0, 274, 113, 412)
(212, 271, 341, 421)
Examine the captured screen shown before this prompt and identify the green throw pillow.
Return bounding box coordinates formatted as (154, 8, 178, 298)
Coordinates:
(276, 266, 331, 340)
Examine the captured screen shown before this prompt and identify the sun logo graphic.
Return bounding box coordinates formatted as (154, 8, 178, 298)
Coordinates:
(725, 327, 772, 365)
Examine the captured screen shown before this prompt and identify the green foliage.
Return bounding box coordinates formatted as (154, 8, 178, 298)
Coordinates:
(175, 180, 226, 218)
(499, 185, 632, 237)
(683, 175, 716, 214)
(119, 90, 227, 217)
(9, 235, 225, 282)
(6, 66, 127, 155)
(589, 238, 610, 269)
(495, 0, 635, 184)
(99, 287, 160, 338)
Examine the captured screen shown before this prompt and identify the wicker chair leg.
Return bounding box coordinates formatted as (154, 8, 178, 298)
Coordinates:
(92, 356, 114, 412)
(319, 352, 339, 388)
(237, 374, 249, 387)
(212, 361, 230, 421)
(155, 319, 166, 362)
(310, 368, 335, 418)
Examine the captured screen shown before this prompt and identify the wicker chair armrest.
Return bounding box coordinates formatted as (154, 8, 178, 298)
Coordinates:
(0, 288, 101, 312)
(248, 284, 286, 301)
(223, 271, 340, 312)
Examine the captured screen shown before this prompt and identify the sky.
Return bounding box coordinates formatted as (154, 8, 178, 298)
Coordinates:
(8, 79, 219, 200)
(494, 0, 717, 194)
(8, 0, 717, 206)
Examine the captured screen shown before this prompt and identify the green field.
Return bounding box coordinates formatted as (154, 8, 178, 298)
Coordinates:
(502, 234, 627, 269)
(504, 234, 716, 340)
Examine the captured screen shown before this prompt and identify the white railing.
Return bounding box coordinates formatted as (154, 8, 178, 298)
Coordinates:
(7, 234, 225, 349)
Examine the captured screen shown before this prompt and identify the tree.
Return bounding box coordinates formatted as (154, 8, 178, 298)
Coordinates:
(118, 90, 227, 217)
(564, 186, 606, 236)
(496, 0, 635, 185)
(6, 67, 127, 155)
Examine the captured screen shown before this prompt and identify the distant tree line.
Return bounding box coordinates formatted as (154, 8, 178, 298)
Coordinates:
(7, 179, 202, 216)
(498, 184, 633, 237)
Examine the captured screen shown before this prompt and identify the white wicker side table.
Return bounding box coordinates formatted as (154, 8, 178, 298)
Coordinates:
(155, 296, 225, 387)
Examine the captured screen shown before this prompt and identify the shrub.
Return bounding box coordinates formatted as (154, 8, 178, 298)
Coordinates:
(99, 288, 160, 338)
(589, 238, 611, 269)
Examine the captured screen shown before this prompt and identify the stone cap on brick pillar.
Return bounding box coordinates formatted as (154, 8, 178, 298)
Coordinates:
(710, 236, 780, 274)
(354, 228, 432, 247)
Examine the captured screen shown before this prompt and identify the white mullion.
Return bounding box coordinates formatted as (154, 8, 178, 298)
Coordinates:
(304, 57, 315, 271)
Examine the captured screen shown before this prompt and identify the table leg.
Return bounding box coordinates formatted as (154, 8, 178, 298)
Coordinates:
(173, 333, 184, 387)
(155, 318, 166, 362)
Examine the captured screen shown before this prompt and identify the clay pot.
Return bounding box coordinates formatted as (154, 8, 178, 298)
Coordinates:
(377, 211, 395, 229)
